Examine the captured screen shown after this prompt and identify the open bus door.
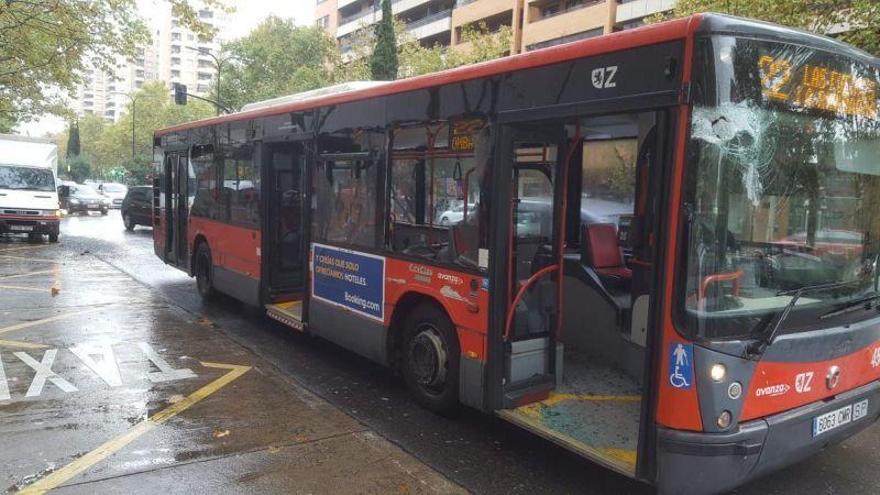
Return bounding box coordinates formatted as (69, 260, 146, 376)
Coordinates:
(492, 119, 567, 404)
(163, 151, 189, 267)
(262, 135, 312, 329)
(492, 112, 667, 479)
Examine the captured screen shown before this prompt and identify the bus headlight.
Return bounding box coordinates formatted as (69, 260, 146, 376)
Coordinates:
(717, 410, 732, 429)
(710, 363, 727, 382)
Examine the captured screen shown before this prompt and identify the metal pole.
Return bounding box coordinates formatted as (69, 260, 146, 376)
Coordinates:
(216, 59, 221, 116)
(131, 97, 136, 159)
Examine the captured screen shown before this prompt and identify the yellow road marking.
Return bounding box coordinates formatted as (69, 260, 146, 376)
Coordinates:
(0, 284, 52, 293)
(0, 306, 108, 337)
(534, 393, 642, 408)
(0, 339, 49, 349)
(0, 245, 50, 254)
(0, 254, 57, 263)
(0, 269, 56, 281)
(598, 448, 637, 466)
(18, 361, 251, 495)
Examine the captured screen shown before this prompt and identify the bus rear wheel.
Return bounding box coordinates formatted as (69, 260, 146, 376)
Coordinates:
(401, 304, 460, 415)
(195, 243, 216, 301)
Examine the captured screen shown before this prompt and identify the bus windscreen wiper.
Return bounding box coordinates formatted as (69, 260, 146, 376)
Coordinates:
(820, 292, 880, 320)
(747, 280, 861, 358)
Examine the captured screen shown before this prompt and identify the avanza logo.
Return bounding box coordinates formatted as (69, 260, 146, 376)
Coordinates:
(437, 272, 463, 285)
(755, 383, 791, 397)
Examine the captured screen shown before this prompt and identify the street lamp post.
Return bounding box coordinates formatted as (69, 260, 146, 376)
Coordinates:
(110, 91, 158, 159)
(185, 46, 229, 116)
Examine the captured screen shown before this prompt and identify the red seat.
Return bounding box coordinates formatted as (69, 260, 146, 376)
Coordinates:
(582, 223, 632, 282)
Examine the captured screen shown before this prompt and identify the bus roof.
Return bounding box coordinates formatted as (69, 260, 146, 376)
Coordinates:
(155, 14, 699, 137)
(155, 12, 876, 138)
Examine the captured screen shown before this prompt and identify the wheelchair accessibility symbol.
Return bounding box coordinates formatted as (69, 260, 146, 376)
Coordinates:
(669, 343, 693, 390)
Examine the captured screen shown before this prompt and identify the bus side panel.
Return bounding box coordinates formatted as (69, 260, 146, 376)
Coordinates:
(190, 216, 262, 305)
(384, 258, 490, 409)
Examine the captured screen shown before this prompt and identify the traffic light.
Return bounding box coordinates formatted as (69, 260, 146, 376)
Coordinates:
(173, 83, 187, 105)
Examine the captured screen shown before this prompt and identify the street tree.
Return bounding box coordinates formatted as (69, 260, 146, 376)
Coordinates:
(0, 0, 229, 129)
(66, 156, 92, 183)
(398, 22, 512, 78)
(67, 122, 81, 158)
(659, 0, 880, 56)
(53, 82, 213, 181)
(212, 17, 339, 111)
(370, 0, 399, 80)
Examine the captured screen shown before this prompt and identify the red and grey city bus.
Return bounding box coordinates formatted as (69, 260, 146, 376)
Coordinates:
(152, 14, 880, 493)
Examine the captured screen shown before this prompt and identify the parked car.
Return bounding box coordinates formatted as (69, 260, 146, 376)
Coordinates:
(98, 182, 128, 209)
(121, 186, 153, 231)
(437, 203, 477, 225)
(66, 184, 110, 215)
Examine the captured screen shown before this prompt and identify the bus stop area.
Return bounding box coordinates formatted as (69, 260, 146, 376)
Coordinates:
(0, 239, 463, 494)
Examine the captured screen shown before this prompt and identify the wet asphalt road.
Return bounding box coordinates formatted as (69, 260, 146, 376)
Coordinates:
(3, 211, 880, 494)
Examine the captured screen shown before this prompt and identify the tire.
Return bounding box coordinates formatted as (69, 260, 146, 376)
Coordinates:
(49, 233, 59, 243)
(123, 213, 135, 231)
(194, 242, 216, 301)
(440, 217, 449, 226)
(401, 304, 460, 415)
(100, 208, 108, 216)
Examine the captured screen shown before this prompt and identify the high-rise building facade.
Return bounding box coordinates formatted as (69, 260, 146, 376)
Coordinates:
(314, 0, 674, 57)
(72, 1, 230, 122)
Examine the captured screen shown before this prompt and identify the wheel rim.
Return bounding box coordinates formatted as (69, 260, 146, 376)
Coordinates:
(408, 324, 448, 392)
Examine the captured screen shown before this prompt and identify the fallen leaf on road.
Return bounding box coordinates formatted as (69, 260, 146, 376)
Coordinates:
(50, 287, 60, 296)
(213, 429, 230, 439)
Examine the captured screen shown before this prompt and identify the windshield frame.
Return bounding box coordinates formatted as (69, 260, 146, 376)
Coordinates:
(675, 34, 880, 342)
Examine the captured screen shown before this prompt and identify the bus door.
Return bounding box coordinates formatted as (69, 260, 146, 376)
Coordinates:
(164, 151, 188, 267)
(498, 121, 568, 398)
(262, 139, 308, 301)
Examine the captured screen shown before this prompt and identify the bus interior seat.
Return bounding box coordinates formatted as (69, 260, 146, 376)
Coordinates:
(581, 223, 631, 290)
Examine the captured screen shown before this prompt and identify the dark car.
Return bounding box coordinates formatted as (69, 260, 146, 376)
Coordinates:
(65, 184, 110, 215)
(121, 186, 153, 231)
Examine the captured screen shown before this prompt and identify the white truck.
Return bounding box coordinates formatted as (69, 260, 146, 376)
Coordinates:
(0, 134, 61, 242)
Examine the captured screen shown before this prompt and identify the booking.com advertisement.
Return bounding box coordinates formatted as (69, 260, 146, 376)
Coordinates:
(311, 243, 386, 321)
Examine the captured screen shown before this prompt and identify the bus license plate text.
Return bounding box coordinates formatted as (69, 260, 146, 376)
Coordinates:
(813, 399, 869, 437)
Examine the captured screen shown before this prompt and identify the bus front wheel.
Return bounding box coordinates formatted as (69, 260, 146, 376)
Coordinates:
(402, 304, 460, 415)
(195, 243, 216, 301)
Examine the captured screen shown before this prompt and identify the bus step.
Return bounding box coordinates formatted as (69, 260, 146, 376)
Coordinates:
(503, 374, 555, 408)
(265, 301, 305, 331)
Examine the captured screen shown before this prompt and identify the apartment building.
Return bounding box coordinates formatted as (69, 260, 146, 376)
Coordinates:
(315, 0, 673, 56)
(72, 1, 229, 122)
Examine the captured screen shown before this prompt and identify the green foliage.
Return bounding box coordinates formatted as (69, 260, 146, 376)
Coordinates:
(212, 16, 340, 111)
(370, 0, 399, 81)
(0, 0, 228, 129)
(659, 0, 880, 56)
(66, 156, 92, 184)
(52, 81, 213, 183)
(398, 22, 512, 78)
(67, 122, 81, 158)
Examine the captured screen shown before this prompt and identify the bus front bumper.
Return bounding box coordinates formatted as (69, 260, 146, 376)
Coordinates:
(656, 379, 880, 495)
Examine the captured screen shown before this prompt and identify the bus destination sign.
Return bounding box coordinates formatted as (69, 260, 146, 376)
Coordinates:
(758, 54, 878, 119)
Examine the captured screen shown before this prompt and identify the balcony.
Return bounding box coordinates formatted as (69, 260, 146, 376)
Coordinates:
(407, 9, 452, 40)
(452, 0, 512, 29)
(615, 0, 674, 23)
(522, 1, 609, 49)
(337, 0, 439, 38)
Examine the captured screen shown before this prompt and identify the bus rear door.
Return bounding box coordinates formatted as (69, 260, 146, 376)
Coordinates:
(262, 137, 310, 328)
(163, 150, 189, 267)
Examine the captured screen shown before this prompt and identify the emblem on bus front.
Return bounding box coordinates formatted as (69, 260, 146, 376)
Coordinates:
(826, 366, 841, 390)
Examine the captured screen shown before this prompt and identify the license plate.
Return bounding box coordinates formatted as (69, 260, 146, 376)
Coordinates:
(813, 399, 869, 437)
(9, 225, 33, 232)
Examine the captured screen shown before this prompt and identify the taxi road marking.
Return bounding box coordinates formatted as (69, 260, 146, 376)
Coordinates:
(0, 339, 48, 349)
(0, 306, 108, 337)
(0, 284, 52, 293)
(0, 269, 56, 281)
(0, 254, 57, 263)
(0, 245, 51, 254)
(18, 361, 252, 495)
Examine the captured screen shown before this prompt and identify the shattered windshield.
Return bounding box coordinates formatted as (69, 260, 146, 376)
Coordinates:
(681, 36, 880, 339)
